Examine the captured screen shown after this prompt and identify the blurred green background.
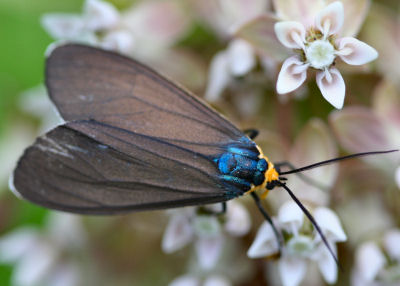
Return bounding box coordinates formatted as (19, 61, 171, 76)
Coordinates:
(0, 1, 82, 283)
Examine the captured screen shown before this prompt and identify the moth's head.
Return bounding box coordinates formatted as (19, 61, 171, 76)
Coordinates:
(264, 160, 280, 190)
(254, 147, 282, 192)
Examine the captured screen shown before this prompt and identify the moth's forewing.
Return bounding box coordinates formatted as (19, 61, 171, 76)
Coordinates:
(12, 44, 258, 214)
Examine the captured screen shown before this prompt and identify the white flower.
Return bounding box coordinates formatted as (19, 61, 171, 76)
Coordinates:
(203, 0, 270, 101)
(42, 0, 120, 44)
(274, 1, 378, 109)
(0, 213, 85, 286)
(205, 39, 257, 101)
(352, 229, 400, 286)
(84, 0, 119, 31)
(42, 0, 189, 58)
(169, 274, 231, 286)
(0, 123, 36, 190)
(248, 201, 346, 286)
(162, 201, 250, 270)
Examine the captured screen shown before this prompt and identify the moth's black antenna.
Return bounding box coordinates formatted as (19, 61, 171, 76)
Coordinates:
(250, 192, 283, 251)
(279, 182, 342, 269)
(275, 161, 330, 192)
(280, 150, 398, 175)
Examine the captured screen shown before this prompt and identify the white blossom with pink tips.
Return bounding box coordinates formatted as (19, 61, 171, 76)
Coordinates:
(275, 1, 378, 109)
(247, 201, 347, 286)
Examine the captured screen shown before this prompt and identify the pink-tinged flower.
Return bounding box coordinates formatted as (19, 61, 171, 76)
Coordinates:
(351, 229, 400, 286)
(161, 201, 251, 270)
(329, 79, 400, 190)
(248, 201, 346, 286)
(274, 1, 377, 109)
(337, 192, 394, 247)
(362, 3, 400, 90)
(201, 0, 271, 101)
(193, 0, 270, 38)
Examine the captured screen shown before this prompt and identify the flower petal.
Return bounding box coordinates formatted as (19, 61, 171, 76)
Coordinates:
(194, 0, 268, 37)
(329, 107, 391, 151)
(41, 14, 86, 40)
(383, 229, 400, 261)
(336, 193, 394, 246)
(329, 107, 398, 171)
(355, 242, 385, 282)
(336, 37, 378, 65)
(339, 0, 371, 37)
(195, 236, 223, 270)
(46, 213, 86, 248)
(317, 243, 338, 284)
(0, 123, 36, 188)
(13, 242, 57, 286)
(278, 257, 307, 286)
(101, 30, 135, 54)
(161, 214, 193, 253)
(204, 275, 232, 286)
(314, 207, 347, 242)
(315, 2, 344, 37)
(373, 80, 400, 128)
(227, 39, 256, 76)
(0, 228, 39, 263)
(316, 68, 345, 109)
(272, 0, 324, 27)
(276, 56, 308, 94)
(123, 1, 189, 46)
(274, 21, 306, 49)
(169, 274, 199, 286)
(205, 51, 231, 101)
(84, 0, 119, 31)
(247, 221, 279, 258)
(224, 201, 251, 236)
(278, 201, 304, 234)
(235, 14, 290, 61)
(217, 0, 269, 33)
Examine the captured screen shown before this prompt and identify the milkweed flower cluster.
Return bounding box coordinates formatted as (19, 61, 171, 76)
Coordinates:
(236, 0, 378, 109)
(1, 0, 398, 285)
(247, 201, 346, 286)
(162, 201, 251, 284)
(199, 0, 270, 102)
(274, 2, 377, 109)
(42, 0, 189, 59)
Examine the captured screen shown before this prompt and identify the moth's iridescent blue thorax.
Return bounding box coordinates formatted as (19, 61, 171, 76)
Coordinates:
(215, 136, 278, 198)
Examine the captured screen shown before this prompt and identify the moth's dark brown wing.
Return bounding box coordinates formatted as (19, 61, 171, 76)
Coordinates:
(12, 123, 230, 215)
(45, 44, 245, 157)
